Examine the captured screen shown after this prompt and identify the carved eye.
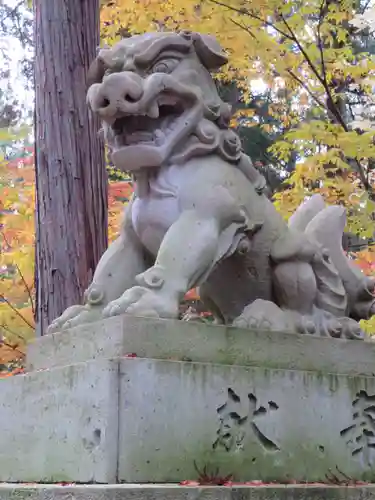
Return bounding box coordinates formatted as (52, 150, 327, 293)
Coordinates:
(150, 58, 180, 74)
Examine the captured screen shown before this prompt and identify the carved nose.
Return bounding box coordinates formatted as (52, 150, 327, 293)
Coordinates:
(87, 72, 144, 120)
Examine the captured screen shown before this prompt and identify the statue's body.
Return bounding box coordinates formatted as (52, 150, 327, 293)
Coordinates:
(48, 30, 375, 339)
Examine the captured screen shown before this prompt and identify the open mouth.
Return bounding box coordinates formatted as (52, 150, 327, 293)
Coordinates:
(111, 93, 186, 148)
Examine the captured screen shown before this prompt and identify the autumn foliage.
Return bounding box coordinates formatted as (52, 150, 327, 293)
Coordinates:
(101, 0, 375, 229)
(0, 127, 35, 368)
(1, 1, 375, 371)
(0, 127, 133, 370)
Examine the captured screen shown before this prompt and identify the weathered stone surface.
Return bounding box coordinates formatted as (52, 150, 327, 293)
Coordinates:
(5, 319, 375, 484)
(0, 360, 119, 483)
(0, 484, 375, 500)
(47, 31, 374, 341)
(27, 315, 375, 376)
(118, 358, 375, 483)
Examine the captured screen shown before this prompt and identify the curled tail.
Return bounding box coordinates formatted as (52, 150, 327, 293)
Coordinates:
(290, 195, 375, 321)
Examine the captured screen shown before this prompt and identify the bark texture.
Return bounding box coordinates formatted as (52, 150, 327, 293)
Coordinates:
(34, 1, 107, 335)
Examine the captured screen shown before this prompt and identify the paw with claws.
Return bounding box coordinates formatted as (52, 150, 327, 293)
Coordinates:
(47, 304, 104, 334)
(46, 285, 106, 334)
(103, 286, 179, 319)
(233, 299, 294, 332)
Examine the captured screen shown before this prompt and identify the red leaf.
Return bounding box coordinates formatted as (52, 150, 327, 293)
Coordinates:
(184, 288, 200, 301)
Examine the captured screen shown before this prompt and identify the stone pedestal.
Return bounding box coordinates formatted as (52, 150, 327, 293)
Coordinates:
(1, 316, 375, 483)
(1, 485, 375, 500)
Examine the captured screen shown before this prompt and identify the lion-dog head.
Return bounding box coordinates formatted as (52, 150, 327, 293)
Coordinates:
(87, 31, 242, 172)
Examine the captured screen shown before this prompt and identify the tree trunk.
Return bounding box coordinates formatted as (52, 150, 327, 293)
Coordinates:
(34, 0, 107, 336)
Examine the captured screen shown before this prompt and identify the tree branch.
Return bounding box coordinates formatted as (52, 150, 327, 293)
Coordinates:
(278, 13, 374, 198)
(0, 294, 35, 330)
(1, 0, 24, 23)
(286, 69, 326, 109)
(230, 17, 257, 40)
(228, 17, 327, 112)
(278, 14, 326, 88)
(0, 325, 27, 350)
(15, 263, 35, 316)
(211, 0, 375, 199)
(1, 233, 35, 316)
(209, 0, 293, 40)
(277, 13, 346, 126)
(360, 0, 373, 15)
(0, 338, 25, 358)
(316, 0, 328, 88)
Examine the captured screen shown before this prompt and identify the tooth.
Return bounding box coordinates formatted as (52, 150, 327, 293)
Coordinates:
(147, 102, 159, 118)
(157, 95, 178, 106)
(154, 129, 165, 145)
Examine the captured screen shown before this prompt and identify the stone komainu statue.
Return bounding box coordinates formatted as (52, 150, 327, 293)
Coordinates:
(48, 30, 375, 340)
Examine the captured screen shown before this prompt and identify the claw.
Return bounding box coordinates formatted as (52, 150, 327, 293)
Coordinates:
(326, 319, 342, 338)
(61, 320, 73, 331)
(103, 301, 125, 317)
(339, 318, 366, 340)
(48, 305, 104, 332)
(103, 286, 178, 320)
(46, 305, 89, 334)
(296, 318, 316, 335)
(46, 323, 60, 335)
(233, 318, 247, 329)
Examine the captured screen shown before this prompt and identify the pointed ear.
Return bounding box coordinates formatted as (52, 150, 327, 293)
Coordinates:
(191, 32, 228, 70)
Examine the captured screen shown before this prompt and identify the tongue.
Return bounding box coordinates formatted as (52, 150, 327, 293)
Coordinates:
(126, 132, 154, 145)
(126, 114, 162, 131)
(112, 144, 165, 170)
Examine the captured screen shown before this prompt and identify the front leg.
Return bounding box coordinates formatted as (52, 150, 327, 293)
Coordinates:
(48, 202, 147, 333)
(103, 186, 246, 319)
